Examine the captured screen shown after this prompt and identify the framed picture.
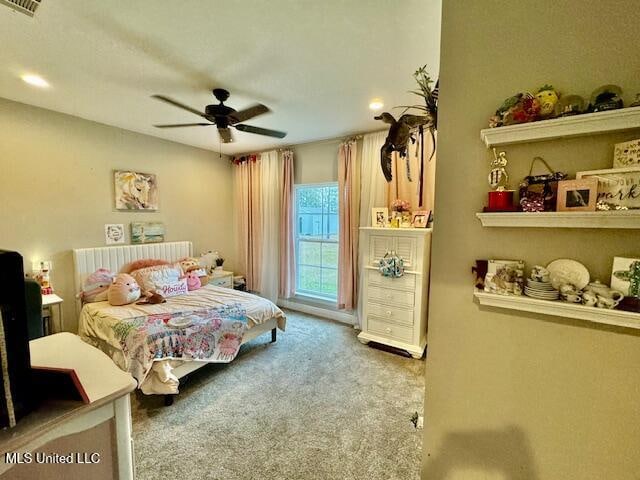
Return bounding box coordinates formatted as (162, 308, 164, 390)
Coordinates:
(576, 167, 640, 210)
(114, 170, 158, 211)
(411, 210, 430, 228)
(104, 224, 125, 245)
(611, 257, 640, 298)
(371, 207, 388, 227)
(556, 178, 598, 212)
(131, 222, 165, 244)
(484, 259, 525, 296)
(613, 138, 640, 168)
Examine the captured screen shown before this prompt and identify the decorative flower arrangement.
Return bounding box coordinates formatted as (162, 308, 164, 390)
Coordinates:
(391, 199, 411, 212)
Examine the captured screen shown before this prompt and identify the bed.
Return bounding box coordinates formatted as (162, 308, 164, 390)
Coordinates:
(73, 241, 285, 400)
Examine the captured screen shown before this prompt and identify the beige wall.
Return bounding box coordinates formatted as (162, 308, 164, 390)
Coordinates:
(0, 98, 235, 332)
(423, 1, 640, 478)
(293, 138, 341, 185)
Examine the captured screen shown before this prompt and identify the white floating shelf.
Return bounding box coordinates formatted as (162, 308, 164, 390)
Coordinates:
(474, 290, 640, 330)
(480, 106, 640, 147)
(476, 211, 640, 229)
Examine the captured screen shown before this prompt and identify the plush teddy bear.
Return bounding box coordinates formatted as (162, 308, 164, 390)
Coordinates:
(178, 257, 210, 287)
(80, 268, 115, 303)
(107, 273, 142, 306)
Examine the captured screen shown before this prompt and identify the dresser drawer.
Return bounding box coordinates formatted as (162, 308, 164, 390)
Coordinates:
(367, 317, 414, 343)
(367, 285, 415, 309)
(210, 276, 232, 288)
(367, 269, 416, 291)
(366, 303, 414, 326)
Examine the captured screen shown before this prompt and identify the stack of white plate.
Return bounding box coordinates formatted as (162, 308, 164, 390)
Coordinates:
(524, 279, 559, 300)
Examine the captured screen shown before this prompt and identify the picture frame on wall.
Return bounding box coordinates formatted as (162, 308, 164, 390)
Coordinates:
(131, 222, 165, 244)
(114, 170, 159, 211)
(371, 207, 388, 227)
(104, 224, 125, 245)
(576, 166, 640, 210)
(556, 178, 598, 212)
(411, 210, 431, 228)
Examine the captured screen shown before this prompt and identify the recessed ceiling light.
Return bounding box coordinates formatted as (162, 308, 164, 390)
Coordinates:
(369, 98, 384, 110)
(21, 74, 49, 88)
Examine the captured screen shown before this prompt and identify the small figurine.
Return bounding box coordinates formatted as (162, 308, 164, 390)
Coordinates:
(488, 148, 509, 189)
(589, 85, 623, 112)
(630, 93, 640, 107)
(535, 85, 560, 118)
(554, 94, 585, 117)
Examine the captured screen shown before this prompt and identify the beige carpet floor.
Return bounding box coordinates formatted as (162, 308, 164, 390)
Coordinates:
(131, 310, 425, 480)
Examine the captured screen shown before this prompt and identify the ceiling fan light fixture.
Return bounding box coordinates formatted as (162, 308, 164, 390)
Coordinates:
(21, 73, 49, 88)
(369, 98, 384, 110)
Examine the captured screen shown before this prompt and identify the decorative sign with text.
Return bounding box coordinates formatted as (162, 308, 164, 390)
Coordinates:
(613, 138, 640, 168)
(577, 167, 640, 210)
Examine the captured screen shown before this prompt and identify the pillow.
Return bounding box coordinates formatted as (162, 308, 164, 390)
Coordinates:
(107, 274, 141, 306)
(120, 258, 169, 274)
(80, 268, 115, 303)
(156, 278, 188, 298)
(131, 264, 183, 293)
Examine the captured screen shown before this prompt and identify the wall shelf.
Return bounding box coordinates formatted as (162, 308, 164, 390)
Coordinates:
(474, 290, 640, 330)
(476, 211, 640, 229)
(480, 106, 640, 147)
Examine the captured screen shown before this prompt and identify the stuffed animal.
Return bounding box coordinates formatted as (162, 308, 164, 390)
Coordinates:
(80, 268, 115, 303)
(178, 257, 210, 286)
(107, 273, 141, 306)
(136, 291, 167, 305)
(120, 258, 169, 274)
(184, 271, 202, 291)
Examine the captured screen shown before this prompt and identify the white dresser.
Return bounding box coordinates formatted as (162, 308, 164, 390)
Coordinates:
(357, 227, 432, 358)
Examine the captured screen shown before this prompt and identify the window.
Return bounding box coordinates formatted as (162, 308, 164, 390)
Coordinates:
(295, 183, 339, 300)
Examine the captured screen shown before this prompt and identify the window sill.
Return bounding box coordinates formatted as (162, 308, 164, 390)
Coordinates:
(278, 295, 356, 326)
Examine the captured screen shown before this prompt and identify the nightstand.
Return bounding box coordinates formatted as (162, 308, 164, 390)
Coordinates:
(209, 270, 233, 288)
(42, 294, 64, 334)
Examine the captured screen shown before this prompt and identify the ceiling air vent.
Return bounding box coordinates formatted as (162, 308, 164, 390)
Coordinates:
(0, 0, 42, 17)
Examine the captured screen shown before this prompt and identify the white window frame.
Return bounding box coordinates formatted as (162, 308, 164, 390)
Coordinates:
(294, 182, 339, 301)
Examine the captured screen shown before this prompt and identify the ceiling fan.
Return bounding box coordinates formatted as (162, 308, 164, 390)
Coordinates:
(152, 88, 286, 144)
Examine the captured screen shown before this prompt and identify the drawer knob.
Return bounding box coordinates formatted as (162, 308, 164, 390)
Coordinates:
(386, 310, 392, 316)
(385, 327, 392, 333)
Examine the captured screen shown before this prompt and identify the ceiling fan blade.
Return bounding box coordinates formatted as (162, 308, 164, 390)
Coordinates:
(228, 104, 270, 124)
(152, 95, 208, 119)
(153, 123, 213, 128)
(218, 127, 234, 143)
(234, 123, 287, 139)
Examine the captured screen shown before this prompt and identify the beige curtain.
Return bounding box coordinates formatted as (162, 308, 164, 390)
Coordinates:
(279, 150, 296, 299)
(386, 131, 436, 214)
(338, 140, 360, 310)
(233, 155, 262, 292)
(361, 129, 436, 222)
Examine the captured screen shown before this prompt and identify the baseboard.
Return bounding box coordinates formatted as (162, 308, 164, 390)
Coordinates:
(278, 298, 357, 326)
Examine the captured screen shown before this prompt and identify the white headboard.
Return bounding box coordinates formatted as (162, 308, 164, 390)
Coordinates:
(72, 241, 193, 299)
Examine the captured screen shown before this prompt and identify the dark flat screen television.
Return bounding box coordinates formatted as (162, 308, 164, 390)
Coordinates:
(0, 250, 34, 427)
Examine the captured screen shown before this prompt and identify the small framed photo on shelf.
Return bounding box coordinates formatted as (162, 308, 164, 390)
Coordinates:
(371, 207, 388, 227)
(411, 210, 430, 228)
(556, 178, 598, 212)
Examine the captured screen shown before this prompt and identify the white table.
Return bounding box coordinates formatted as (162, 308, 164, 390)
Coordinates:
(42, 293, 63, 333)
(209, 270, 234, 288)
